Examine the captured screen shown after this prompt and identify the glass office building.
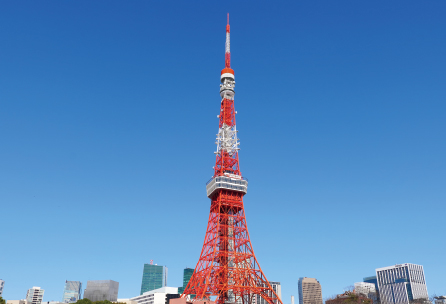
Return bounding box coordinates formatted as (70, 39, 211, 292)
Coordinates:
(178, 268, 194, 294)
(376, 263, 428, 304)
(140, 264, 168, 295)
(62, 281, 82, 303)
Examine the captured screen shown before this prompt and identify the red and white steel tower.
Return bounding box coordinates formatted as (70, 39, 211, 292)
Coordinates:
(181, 15, 283, 304)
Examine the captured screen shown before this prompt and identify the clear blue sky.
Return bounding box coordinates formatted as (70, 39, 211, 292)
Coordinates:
(1, 0, 445, 302)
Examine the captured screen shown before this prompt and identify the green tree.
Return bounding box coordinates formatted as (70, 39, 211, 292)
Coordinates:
(94, 300, 113, 304)
(74, 299, 92, 304)
(0, 297, 6, 304)
(345, 293, 373, 304)
(73, 299, 126, 304)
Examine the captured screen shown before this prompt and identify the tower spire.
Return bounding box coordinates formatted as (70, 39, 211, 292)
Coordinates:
(225, 13, 231, 68)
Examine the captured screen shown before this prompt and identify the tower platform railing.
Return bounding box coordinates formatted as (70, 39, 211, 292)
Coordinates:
(206, 175, 248, 198)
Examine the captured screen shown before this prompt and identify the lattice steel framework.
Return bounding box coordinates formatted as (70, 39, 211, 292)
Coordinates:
(181, 15, 283, 304)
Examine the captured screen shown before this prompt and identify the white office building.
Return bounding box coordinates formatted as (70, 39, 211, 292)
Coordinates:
(376, 263, 428, 304)
(434, 296, 446, 304)
(117, 299, 138, 304)
(355, 282, 376, 296)
(256, 282, 281, 304)
(26, 287, 45, 304)
(0, 280, 4, 297)
(355, 282, 378, 303)
(131, 287, 179, 304)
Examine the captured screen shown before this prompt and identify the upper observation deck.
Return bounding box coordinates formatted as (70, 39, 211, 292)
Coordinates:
(206, 173, 248, 198)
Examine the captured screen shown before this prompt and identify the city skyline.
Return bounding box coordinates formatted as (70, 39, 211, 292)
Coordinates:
(0, 262, 443, 303)
(1, 0, 446, 303)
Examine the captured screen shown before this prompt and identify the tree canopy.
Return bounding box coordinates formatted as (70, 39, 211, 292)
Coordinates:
(73, 300, 125, 304)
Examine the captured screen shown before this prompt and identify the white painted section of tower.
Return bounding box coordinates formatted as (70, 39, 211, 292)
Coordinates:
(221, 73, 234, 80)
(216, 123, 239, 155)
(220, 77, 235, 97)
(226, 32, 230, 54)
(216, 76, 239, 156)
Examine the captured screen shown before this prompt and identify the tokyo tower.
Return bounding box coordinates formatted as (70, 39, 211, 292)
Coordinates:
(180, 15, 283, 304)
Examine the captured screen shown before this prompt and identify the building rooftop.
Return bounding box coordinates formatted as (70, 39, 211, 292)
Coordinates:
(375, 263, 422, 271)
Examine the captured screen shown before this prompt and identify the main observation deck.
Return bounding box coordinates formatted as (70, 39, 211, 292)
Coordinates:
(206, 174, 248, 198)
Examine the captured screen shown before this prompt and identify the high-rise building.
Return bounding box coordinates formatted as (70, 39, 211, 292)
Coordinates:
(178, 268, 194, 294)
(376, 263, 428, 304)
(270, 282, 282, 301)
(364, 276, 379, 295)
(354, 282, 378, 303)
(298, 277, 323, 304)
(83, 280, 119, 302)
(354, 282, 376, 296)
(131, 287, 179, 304)
(62, 281, 82, 303)
(0, 280, 4, 297)
(26, 287, 45, 304)
(140, 264, 168, 295)
(257, 282, 282, 304)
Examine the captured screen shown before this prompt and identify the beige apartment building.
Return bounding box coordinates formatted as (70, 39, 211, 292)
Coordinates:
(298, 277, 323, 304)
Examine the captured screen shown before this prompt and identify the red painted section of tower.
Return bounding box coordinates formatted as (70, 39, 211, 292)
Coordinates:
(181, 16, 283, 304)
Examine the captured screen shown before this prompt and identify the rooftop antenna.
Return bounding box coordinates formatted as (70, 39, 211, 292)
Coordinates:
(225, 13, 231, 68)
